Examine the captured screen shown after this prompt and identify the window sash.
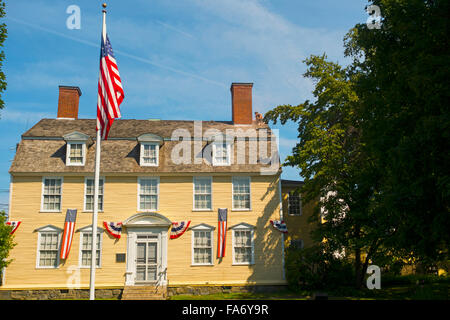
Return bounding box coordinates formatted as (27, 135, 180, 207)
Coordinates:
(85, 178, 104, 211)
(42, 178, 62, 211)
(289, 239, 304, 250)
(193, 178, 212, 210)
(288, 192, 302, 215)
(232, 177, 251, 209)
(139, 178, 159, 211)
(193, 230, 212, 265)
(233, 230, 253, 264)
(69, 143, 84, 164)
(38, 232, 59, 267)
(141, 144, 158, 166)
(80, 233, 101, 267)
(213, 142, 230, 165)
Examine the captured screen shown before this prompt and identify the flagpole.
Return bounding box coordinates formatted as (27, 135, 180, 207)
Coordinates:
(89, 3, 107, 301)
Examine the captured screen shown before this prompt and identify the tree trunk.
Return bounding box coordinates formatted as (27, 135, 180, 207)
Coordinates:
(354, 247, 363, 289)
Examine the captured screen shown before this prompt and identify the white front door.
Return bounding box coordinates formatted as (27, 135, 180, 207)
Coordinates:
(123, 213, 170, 287)
(135, 234, 159, 283)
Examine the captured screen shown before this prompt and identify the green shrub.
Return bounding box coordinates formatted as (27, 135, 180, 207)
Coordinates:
(285, 244, 354, 291)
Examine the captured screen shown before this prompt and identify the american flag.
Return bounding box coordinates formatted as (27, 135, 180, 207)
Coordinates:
(97, 19, 124, 140)
(60, 209, 77, 260)
(217, 208, 228, 258)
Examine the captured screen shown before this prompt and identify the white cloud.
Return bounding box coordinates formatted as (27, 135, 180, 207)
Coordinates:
(0, 109, 53, 124)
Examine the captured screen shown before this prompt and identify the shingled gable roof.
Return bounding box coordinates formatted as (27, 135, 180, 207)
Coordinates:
(10, 118, 280, 175)
(21, 119, 272, 139)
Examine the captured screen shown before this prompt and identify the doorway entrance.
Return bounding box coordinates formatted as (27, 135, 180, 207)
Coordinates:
(135, 234, 159, 283)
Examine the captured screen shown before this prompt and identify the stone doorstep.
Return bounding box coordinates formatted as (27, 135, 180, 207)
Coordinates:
(121, 285, 167, 300)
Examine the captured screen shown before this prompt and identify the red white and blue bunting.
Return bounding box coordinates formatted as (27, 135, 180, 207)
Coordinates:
(6, 221, 21, 235)
(103, 221, 123, 239)
(170, 221, 191, 239)
(270, 220, 288, 233)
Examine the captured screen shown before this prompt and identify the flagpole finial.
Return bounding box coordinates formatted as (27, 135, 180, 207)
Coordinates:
(102, 3, 107, 12)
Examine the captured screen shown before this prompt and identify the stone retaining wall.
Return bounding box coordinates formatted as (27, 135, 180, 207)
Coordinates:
(0, 285, 286, 300)
(0, 288, 123, 300)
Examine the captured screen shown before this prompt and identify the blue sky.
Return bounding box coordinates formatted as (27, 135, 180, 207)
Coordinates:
(0, 0, 370, 212)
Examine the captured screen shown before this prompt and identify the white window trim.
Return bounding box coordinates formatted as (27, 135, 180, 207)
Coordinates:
(231, 223, 255, 265)
(83, 176, 105, 212)
(66, 141, 86, 166)
(212, 141, 231, 166)
(287, 191, 302, 216)
(35, 225, 63, 269)
(231, 176, 252, 211)
(78, 226, 103, 269)
(40, 176, 63, 213)
(139, 142, 159, 167)
(192, 176, 213, 211)
(137, 176, 160, 212)
(190, 223, 215, 266)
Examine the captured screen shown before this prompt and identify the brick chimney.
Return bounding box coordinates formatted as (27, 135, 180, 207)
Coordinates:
(231, 83, 253, 125)
(57, 86, 82, 119)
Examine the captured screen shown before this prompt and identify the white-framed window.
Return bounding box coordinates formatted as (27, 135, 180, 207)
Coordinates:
(289, 239, 304, 250)
(84, 177, 104, 212)
(191, 224, 214, 266)
(212, 141, 231, 166)
(140, 143, 159, 166)
(232, 177, 251, 210)
(138, 177, 159, 211)
(231, 223, 255, 265)
(41, 177, 63, 212)
(288, 191, 302, 215)
(78, 226, 103, 268)
(35, 225, 62, 268)
(193, 177, 212, 210)
(66, 142, 86, 166)
(63, 132, 89, 167)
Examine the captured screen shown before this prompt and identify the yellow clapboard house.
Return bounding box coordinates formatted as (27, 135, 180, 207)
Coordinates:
(1, 83, 306, 299)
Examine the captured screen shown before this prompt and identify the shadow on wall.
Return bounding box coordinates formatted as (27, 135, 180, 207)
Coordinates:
(246, 178, 284, 287)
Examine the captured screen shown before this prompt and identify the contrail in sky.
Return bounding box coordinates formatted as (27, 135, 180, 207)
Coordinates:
(6, 17, 227, 88)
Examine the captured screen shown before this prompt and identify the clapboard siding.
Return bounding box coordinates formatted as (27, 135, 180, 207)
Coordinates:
(281, 187, 318, 249)
(4, 174, 284, 289)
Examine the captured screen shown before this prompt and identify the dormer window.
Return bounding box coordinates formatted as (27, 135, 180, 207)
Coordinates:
(63, 131, 90, 166)
(211, 134, 232, 166)
(141, 143, 159, 166)
(67, 143, 85, 165)
(137, 133, 164, 167)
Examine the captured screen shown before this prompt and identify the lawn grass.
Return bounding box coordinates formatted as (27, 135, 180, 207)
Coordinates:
(169, 276, 449, 300)
(169, 289, 310, 300)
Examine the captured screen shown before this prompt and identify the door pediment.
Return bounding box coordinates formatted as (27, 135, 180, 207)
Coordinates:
(124, 212, 171, 228)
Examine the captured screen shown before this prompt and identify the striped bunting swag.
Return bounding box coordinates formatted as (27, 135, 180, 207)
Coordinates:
(270, 220, 288, 233)
(170, 221, 191, 239)
(6, 221, 21, 235)
(103, 221, 123, 239)
(60, 209, 77, 260)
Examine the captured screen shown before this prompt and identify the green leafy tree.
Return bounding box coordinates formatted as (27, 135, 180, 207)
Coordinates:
(266, 0, 449, 288)
(0, 0, 6, 110)
(265, 55, 389, 288)
(0, 211, 15, 285)
(344, 0, 450, 267)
